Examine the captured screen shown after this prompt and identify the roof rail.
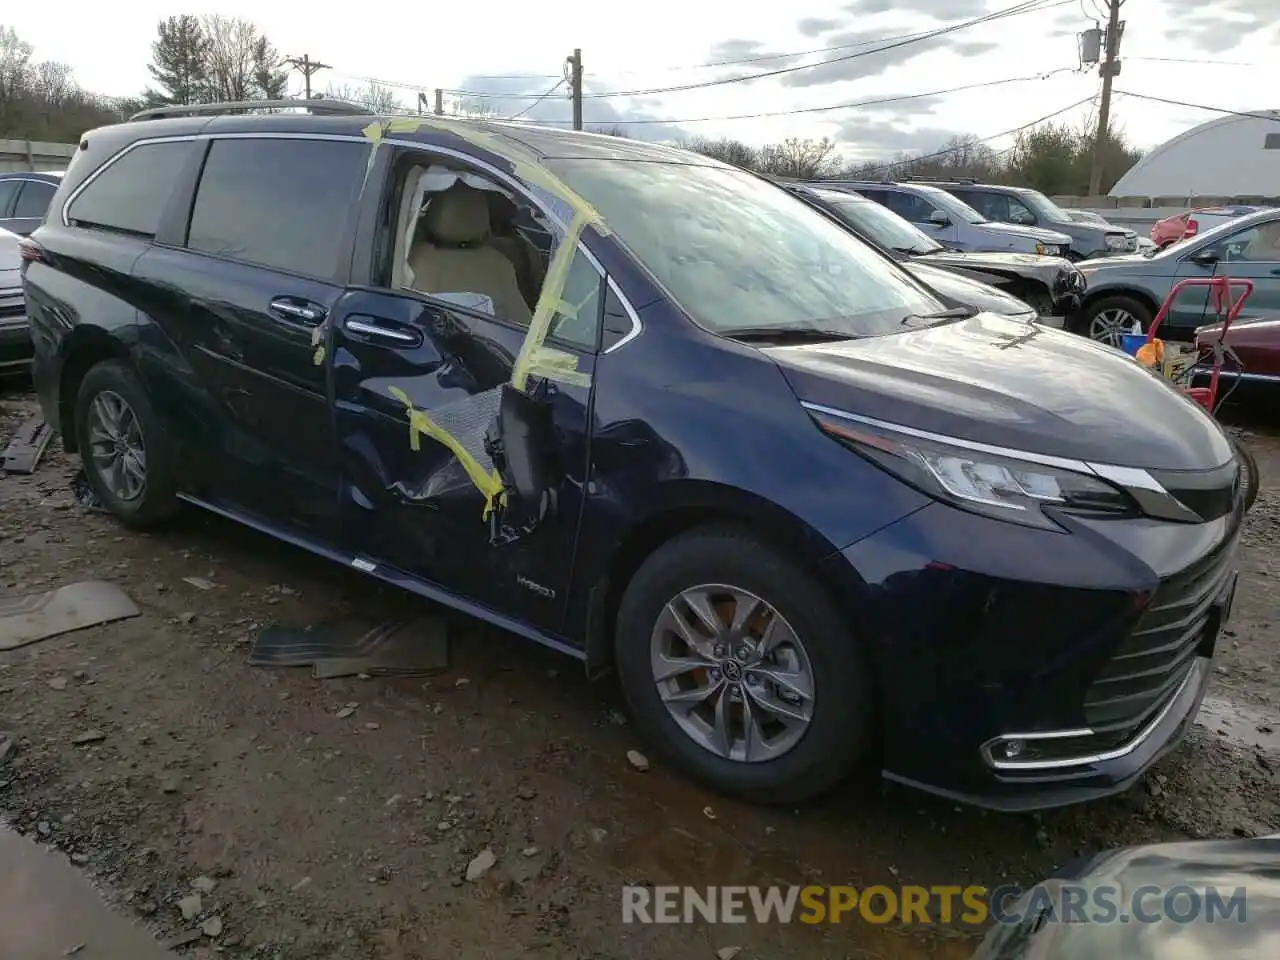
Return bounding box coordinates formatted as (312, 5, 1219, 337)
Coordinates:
(128, 98, 376, 122)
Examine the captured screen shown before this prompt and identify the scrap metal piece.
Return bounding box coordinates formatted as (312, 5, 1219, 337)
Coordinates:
(1, 415, 53, 475)
(0, 581, 140, 651)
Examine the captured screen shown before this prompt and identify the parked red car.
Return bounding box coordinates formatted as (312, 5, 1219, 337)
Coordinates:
(1194, 316, 1280, 392)
(1152, 205, 1271, 250)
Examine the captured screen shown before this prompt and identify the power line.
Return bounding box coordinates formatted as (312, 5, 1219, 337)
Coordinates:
(436, 0, 1075, 102)
(1128, 55, 1259, 67)
(507, 79, 566, 121)
(533, 69, 1079, 125)
(1113, 90, 1280, 121)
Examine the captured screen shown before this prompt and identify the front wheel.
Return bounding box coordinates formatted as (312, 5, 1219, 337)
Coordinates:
(1232, 436, 1260, 513)
(614, 526, 873, 803)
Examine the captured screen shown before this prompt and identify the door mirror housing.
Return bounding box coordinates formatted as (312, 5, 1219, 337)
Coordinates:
(1189, 247, 1220, 266)
(929, 210, 951, 227)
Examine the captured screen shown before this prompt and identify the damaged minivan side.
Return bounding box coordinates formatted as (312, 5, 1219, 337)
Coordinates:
(23, 105, 1246, 811)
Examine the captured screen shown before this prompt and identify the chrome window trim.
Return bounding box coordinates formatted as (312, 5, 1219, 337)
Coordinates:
(980, 659, 1203, 771)
(61, 130, 643, 356)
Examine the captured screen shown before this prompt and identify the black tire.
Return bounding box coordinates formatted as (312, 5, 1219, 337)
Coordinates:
(74, 359, 179, 528)
(1232, 436, 1260, 513)
(1082, 294, 1154, 343)
(614, 526, 873, 803)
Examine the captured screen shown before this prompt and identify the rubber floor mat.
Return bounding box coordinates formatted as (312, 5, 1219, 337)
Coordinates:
(249, 615, 450, 678)
(0, 581, 140, 651)
(1, 415, 53, 475)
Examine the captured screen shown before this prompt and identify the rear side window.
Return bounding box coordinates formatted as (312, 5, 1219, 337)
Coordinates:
(14, 180, 56, 219)
(66, 141, 191, 236)
(0, 179, 20, 215)
(187, 138, 369, 280)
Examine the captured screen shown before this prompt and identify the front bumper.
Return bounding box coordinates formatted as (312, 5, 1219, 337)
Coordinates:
(0, 308, 32, 373)
(829, 496, 1241, 812)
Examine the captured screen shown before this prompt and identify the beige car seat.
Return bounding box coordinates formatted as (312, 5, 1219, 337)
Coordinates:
(406, 184, 533, 325)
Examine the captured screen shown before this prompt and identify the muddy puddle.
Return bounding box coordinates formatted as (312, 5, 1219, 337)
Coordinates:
(0, 825, 170, 959)
(1197, 696, 1280, 752)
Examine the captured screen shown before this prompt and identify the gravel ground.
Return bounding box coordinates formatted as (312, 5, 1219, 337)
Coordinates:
(1, 383, 1276, 960)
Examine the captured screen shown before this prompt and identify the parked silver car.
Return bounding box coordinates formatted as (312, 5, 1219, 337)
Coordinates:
(822, 180, 1072, 257)
(1, 225, 29, 373)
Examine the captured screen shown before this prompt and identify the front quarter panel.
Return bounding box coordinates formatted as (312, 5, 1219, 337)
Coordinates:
(571, 298, 932, 628)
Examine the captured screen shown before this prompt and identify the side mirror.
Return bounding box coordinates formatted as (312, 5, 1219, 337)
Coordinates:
(1190, 248, 1220, 266)
(929, 210, 951, 227)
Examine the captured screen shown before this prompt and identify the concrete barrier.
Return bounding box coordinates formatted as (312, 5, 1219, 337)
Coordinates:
(0, 139, 76, 173)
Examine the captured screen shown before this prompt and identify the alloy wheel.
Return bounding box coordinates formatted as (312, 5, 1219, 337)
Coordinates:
(1089, 307, 1139, 347)
(649, 584, 815, 763)
(87, 389, 147, 502)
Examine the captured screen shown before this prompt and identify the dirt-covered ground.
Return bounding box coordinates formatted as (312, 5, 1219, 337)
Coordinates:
(1, 382, 1276, 960)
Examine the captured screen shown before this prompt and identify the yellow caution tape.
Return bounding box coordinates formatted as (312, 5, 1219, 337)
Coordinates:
(387, 387, 505, 505)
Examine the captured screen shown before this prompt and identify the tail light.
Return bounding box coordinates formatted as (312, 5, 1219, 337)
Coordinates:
(1184, 217, 1199, 238)
(18, 237, 44, 264)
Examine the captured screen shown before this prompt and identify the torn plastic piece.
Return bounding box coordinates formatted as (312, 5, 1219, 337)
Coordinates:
(387, 385, 505, 513)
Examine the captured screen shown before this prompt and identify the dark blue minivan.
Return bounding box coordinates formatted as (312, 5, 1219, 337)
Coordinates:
(20, 101, 1246, 810)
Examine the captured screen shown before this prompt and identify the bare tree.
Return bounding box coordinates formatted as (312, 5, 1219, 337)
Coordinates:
(589, 124, 632, 138)
(323, 80, 402, 114)
(757, 137, 839, 179)
(681, 136, 758, 169)
(202, 15, 259, 102)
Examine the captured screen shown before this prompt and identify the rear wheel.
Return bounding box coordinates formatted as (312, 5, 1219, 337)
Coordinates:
(74, 360, 179, 528)
(614, 526, 873, 803)
(1084, 295, 1153, 347)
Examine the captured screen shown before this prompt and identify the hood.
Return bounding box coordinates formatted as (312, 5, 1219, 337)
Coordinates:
(972, 838, 1280, 960)
(916, 249, 1070, 289)
(981, 221, 1072, 244)
(901, 261, 1033, 317)
(764, 313, 1232, 471)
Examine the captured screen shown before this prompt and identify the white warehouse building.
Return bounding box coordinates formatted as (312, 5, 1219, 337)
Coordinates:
(1109, 109, 1280, 198)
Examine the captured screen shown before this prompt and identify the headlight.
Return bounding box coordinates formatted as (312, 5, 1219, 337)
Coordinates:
(1104, 234, 1127, 250)
(808, 408, 1137, 530)
(1034, 243, 1064, 257)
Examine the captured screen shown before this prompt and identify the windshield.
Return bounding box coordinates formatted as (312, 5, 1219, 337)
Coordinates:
(811, 189, 943, 255)
(546, 160, 946, 338)
(915, 184, 986, 225)
(1016, 188, 1073, 224)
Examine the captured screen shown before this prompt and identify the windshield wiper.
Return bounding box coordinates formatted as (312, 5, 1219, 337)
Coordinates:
(728, 326, 858, 343)
(900, 306, 977, 326)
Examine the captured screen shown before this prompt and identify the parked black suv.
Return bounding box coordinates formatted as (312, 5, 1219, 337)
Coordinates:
(912, 179, 1139, 260)
(21, 101, 1246, 810)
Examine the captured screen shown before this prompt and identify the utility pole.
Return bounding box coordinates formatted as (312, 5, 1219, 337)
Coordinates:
(567, 49, 583, 131)
(1088, 0, 1124, 197)
(284, 53, 331, 100)
(434, 89, 444, 115)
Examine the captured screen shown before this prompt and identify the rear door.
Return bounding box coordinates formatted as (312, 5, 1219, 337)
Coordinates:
(326, 148, 606, 633)
(131, 136, 370, 537)
(0, 178, 20, 233)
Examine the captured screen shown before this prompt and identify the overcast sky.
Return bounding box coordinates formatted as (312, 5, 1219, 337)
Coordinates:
(6, 0, 1278, 159)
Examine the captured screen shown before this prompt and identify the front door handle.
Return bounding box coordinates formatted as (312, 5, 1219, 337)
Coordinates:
(269, 297, 326, 324)
(344, 317, 422, 346)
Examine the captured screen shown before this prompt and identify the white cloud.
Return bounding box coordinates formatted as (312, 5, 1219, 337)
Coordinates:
(5, 0, 1279, 161)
